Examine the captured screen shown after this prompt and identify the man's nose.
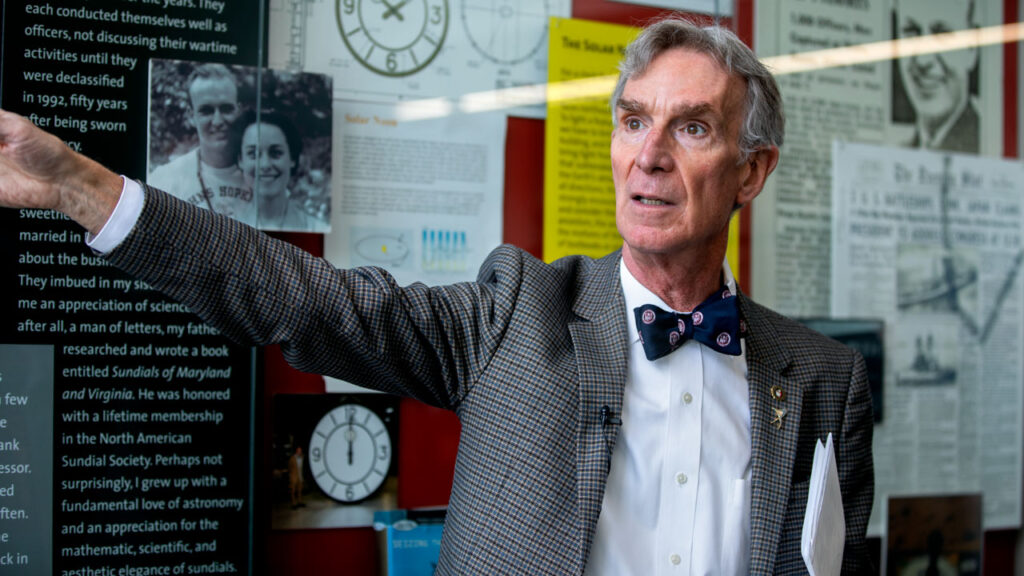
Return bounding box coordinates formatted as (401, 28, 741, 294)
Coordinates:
(636, 127, 674, 173)
(910, 52, 938, 72)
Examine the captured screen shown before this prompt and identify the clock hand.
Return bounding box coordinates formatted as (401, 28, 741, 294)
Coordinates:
(347, 413, 355, 465)
(381, 0, 410, 20)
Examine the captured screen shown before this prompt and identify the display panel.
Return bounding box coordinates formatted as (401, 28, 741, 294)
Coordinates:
(0, 1, 263, 573)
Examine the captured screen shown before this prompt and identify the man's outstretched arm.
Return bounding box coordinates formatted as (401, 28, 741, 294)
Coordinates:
(0, 108, 123, 234)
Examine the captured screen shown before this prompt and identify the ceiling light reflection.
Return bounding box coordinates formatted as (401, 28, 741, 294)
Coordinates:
(391, 22, 1023, 121)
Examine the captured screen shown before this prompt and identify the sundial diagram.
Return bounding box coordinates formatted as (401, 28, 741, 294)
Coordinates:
(350, 227, 471, 274)
(460, 0, 551, 66)
(354, 232, 411, 267)
(336, 0, 451, 77)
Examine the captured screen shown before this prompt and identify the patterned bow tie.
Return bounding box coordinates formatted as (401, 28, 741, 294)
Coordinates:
(634, 287, 743, 360)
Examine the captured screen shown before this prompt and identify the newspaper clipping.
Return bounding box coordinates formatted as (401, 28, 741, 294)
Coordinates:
(832, 140, 1023, 534)
(752, 0, 1003, 316)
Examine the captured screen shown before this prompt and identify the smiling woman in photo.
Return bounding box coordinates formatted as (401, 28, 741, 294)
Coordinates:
(237, 109, 310, 231)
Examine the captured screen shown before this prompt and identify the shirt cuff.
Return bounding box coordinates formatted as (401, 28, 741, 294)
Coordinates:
(86, 176, 144, 254)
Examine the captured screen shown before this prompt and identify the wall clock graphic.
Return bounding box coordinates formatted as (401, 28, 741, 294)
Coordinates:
(308, 403, 393, 502)
(336, 0, 450, 76)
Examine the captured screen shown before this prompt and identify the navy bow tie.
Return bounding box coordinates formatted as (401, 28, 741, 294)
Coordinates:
(634, 287, 743, 360)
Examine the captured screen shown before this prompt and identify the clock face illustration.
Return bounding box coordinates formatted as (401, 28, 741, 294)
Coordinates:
(336, 0, 450, 77)
(308, 403, 393, 503)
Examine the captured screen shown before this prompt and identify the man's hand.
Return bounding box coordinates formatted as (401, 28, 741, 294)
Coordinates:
(0, 108, 123, 234)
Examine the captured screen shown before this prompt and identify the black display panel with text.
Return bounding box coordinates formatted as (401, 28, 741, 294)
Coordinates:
(1, 1, 264, 573)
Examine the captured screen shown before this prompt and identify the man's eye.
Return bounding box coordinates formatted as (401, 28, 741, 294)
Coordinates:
(682, 123, 707, 136)
(197, 103, 237, 116)
(626, 118, 643, 130)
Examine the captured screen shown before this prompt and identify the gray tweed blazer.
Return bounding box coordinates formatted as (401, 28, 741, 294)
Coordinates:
(107, 187, 874, 575)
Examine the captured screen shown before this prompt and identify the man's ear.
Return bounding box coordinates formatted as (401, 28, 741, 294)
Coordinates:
(736, 145, 780, 208)
(185, 105, 196, 129)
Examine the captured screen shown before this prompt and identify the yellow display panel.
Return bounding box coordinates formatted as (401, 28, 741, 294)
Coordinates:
(544, 17, 637, 262)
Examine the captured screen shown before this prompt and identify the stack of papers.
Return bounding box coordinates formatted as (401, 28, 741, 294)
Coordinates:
(802, 432, 845, 576)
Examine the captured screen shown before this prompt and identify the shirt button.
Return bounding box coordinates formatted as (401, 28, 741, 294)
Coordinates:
(676, 472, 688, 485)
(670, 554, 681, 566)
(682, 392, 693, 404)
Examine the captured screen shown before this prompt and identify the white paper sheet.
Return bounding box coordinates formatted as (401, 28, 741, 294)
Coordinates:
(802, 433, 845, 576)
(322, 99, 506, 393)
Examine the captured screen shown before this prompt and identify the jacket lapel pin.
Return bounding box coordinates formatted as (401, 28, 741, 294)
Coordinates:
(770, 385, 786, 401)
(771, 407, 786, 429)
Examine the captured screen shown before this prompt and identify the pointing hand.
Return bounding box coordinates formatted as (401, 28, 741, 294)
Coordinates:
(0, 109, 122, 234)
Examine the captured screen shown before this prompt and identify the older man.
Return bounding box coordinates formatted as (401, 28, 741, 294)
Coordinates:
(0, 16, 873, 575)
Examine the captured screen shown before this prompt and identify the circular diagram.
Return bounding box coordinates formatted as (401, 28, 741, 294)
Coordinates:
(460, 0, 550, 65)
(337, 0, 450, 76)
(355, 234, 410, 265)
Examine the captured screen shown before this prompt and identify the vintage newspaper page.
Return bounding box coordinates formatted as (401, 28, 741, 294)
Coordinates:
(832, 140, 1023, 534)
(752, 0, 1003, 315)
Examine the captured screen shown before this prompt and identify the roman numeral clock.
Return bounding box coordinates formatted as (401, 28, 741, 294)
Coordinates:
(336, 0, 450, 76)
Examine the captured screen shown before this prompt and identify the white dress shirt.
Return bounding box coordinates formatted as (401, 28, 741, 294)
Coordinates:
(87, 177, 144, 253)
(584, 260, 752, 576)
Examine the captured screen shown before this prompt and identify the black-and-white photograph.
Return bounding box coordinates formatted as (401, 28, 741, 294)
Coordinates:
(886, 494, 982, 576)
(897, 245, 979, 319)
(891, 0, 981, 154)
(897, 328, 958, 386)
(148, 59, 333, 232)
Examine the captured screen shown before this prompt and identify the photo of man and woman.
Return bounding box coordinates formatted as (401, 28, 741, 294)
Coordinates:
(147, 60, 333, 232)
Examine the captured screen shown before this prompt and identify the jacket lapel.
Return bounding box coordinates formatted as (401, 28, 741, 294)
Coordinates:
(565, 265, 801, 573)
(568, 251, 629, 572)
(739, 293, 803, 576)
